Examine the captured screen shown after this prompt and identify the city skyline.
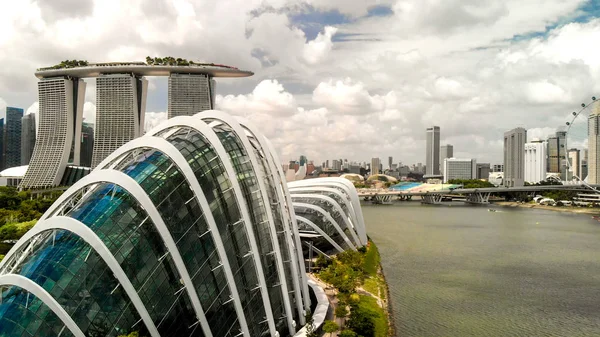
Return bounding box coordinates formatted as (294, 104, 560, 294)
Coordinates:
(2, 1, 600, 165)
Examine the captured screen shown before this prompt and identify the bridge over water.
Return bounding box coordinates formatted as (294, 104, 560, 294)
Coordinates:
(358, 184, 599, 205)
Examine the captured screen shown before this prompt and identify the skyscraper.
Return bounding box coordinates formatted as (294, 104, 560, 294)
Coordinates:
(388, 156, 393, 170)
(476, 163, 490, 180)
(371, 157, 381, 175)
(547, 131, 566, 175)
(582, 149, 588, 181)
(588, 104, 600, 184)
(299, 155, 307, 166)
(440, 144, 453, 171)
(80, 122, 94, 167)
(425, 126, 440, 176)
(504, 127, 527, 187)
(0, 118, 4, 170)
(443, 158, 476, 183)
(168, 73, 213, 118)
(20, 113, 36, 165)
(567, 148, 581, 180)
(21, 77, 86, 188)
(91, 74, 148, 168)
(5, 107, 24, 168)
(22, 61, 251, 189)
(524, 141, 547, 183)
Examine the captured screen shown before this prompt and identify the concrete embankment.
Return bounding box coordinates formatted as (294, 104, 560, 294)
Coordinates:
(495, 201, 600, 215)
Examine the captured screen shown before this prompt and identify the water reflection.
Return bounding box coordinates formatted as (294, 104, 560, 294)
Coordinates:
(365, 203, 600, 336)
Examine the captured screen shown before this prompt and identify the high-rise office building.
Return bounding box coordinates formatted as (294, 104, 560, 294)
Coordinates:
(568, 148, 581, 180)
(582, 149, 588, 181)
(443, 158, 476, 183)
(332, 159, 342, 171)
(425, 126, 440, 176)
(299, 155, 307, 166)
(588, 104, 600, 184)
(91, 74, 148, 168)
(524, 141, 547, 183)
(476, 163, 490, 180)
(504, 127, 527, 187)
(20, 113, 36, 165)
(388, 156, 393, 170)
(5, 107, 23, 168)
(80, 122, 94, 167)
(168, 73, 213, 118)
(371, 157, 381, 175)
(547, 131, 566, 174)
(21, 77, 86, 188)
(440, 144, 453, 171)
(0, 118, 4, 170)
(492, 164, 504, 172)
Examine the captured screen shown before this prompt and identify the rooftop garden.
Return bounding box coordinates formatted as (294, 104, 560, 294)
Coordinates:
(37, 59, 89, 71)
(145, 56, 238, 69)
(36, 57, 239, 71)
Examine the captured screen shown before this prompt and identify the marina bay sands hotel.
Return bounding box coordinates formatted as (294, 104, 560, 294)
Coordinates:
(20, 61, 252, 189)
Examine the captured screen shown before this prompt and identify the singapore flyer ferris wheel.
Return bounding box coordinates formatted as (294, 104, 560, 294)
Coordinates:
(564, 96, 600, 191)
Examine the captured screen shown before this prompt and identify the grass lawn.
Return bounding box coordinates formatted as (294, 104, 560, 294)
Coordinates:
(363, 240, 380, 277)
(357, 295, 388, 337)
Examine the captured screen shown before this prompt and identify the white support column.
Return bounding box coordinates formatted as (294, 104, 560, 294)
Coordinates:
(296, 216, 345, 253)
(235, 117, 309, 318)
(0, 216, 161, 337)
(0, 274, 86, 337)
(99, 136, 250, 337)
(197, 111, 296, 334)
(288, 187, 362, 241)
(147, 116, 276, 337)
(293, 202, 356, 251)
(290, 194, 360, 248)
(263, 138, 314, 311)
(42, 170, 215, 336)
(100, 136, 272, 337)
(287, 178, 367, 245)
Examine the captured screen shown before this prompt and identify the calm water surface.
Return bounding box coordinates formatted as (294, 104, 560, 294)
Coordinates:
(364, 203, 600, 337)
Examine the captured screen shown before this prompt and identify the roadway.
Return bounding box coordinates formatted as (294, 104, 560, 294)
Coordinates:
(357, 184, 598, 197)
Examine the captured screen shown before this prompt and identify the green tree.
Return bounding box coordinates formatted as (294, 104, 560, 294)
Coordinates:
(347, 303, 379, 337)
(320, 262, 360, 293)
(337, 250, 364, 273)
(315, 254, 330, 269)
(339, 329, 358, 337)
(117, 332, 140, 337)
(323, 320, 338, 337)
(335, 303, 348, 319)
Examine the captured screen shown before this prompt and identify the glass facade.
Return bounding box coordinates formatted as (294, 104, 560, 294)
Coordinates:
(0, 111, 367, 337)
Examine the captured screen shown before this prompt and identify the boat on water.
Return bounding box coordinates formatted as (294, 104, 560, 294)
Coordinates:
(488, 209, 497, 212)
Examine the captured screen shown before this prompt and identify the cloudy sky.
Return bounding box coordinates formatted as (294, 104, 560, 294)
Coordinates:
(1, 0, 600, 166)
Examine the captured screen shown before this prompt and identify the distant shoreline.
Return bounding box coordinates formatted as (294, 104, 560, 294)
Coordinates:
(494, 201, 600, 215)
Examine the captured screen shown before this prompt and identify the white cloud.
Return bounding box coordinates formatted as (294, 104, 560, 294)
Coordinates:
(0, 97, 6, 116)
(144, 111, 168, 132)
(528, 127, 557, 141)
(83, 102, 96, 123)
(25, 101, 37, 115)
(303, 26, 337, 64)
(312, 78, 376, 115)
(0, 0, 598, 165)
(217, 79, 297, 116)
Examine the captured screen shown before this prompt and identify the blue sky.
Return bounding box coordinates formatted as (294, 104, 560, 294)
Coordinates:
(2, 0, 600, 164)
